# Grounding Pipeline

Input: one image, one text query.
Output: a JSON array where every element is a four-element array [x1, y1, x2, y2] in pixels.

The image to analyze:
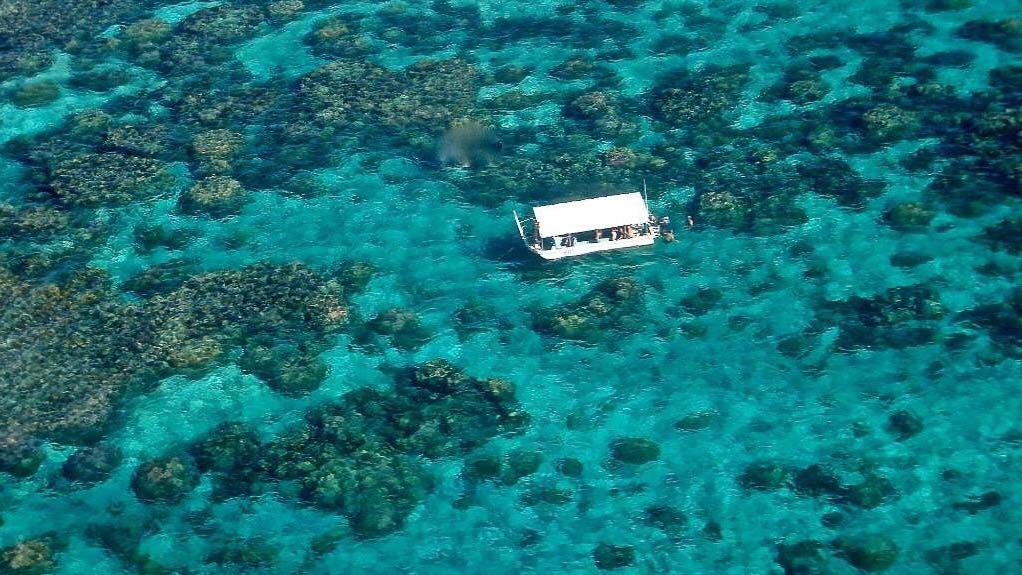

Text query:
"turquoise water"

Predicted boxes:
[[1, 0, 1021, 573]]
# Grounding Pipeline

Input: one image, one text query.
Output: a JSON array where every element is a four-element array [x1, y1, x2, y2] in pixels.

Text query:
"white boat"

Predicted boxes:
[[513, 188, 662, 260]]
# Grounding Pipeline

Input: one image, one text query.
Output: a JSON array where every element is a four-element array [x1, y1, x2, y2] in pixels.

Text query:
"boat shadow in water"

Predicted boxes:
[[482, 235, 571, 282]]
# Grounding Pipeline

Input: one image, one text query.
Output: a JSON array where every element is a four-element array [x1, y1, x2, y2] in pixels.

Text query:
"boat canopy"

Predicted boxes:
[[533, 192, 650, 238]]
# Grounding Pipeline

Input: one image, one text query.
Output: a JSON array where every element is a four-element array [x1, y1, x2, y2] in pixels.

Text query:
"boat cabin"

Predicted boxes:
[[513, 191, 662, 260]]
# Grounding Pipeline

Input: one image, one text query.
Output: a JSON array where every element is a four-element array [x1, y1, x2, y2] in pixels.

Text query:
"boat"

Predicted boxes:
[[513, 186, 664, 260]]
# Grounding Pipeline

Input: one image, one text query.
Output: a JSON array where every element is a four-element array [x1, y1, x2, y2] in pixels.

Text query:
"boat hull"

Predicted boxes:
[[528, 235, 655, 260]]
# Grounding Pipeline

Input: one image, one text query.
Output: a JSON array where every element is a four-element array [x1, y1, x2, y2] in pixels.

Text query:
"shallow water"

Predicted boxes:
[[1, 0, 1021, 573]]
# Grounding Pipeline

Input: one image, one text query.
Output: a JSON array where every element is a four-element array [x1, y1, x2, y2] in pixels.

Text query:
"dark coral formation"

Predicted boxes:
[[298, 58, 480, 133], [238, 340, 330, 396], [739, 461, 789, 491], [651, 65, 751, 129], [593, 543, 635, 570], [177, 176, 251, 217], [131, 455, 200, 503], [0, 535, 63, 575], [364, 308, 432, 350], [813, 285, 946, 351], [533, 277, 644, 343], [609, 437, 661, 465], [174, 360, 529, 537], [833, 534, 899, 572], [48, 153, 176, 208], [0, 262, 361, 443], [61, 444, 122, 485]]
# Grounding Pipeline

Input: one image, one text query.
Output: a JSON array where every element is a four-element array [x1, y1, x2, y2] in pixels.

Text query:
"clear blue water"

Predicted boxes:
[[1, 0, 1021, 573]]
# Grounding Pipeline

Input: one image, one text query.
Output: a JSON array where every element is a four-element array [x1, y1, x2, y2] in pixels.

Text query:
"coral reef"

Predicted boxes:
[[0, 262, 361, 443], [60, 444, 122, 485], [131, 455, 200, 503], [651, 65, 750, 128], [238, 341, 330, 396], [365, 308, 432, 350], [609, 437, 660, 465], [298, 58, 480, 134], [593, 543, 635, 570], [533, 277, 644, 343], [48, 153, 176, 208], [0, 535, 62, 575], [833, 534, 899, 572], [305, 15, 373, 59], [190, 129, 244, 175], [10, 81, 60, 108], [250, 360, 529, 536], [739, 461, 789, 490], [177, 176, 250, 217], [813, 285, 945, 351]]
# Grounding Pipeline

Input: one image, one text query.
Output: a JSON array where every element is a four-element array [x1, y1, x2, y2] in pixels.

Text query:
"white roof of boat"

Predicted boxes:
[[533, 192, 650, 237]]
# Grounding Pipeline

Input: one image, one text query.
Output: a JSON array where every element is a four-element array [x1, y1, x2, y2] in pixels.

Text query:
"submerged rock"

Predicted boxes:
[[792, 464, 844, 498], [883, 203, 935, 231], [739, 461, 789, 490], [305, 15, 372, 59], [502, 449, 543, 485], [11, 80, 60, 108], [190, 422, 261, 473], [887, 409, 924, 440], [957, 19, 1022, 52], [674, 410, 717, 432], [816, 285, 945, 351], [61, 444, 122, 485], [0, 432, 44, 478], [555, 457, 584, 478], [207, 537, 279, 569], [238, 342, 329, 396], [862, 104, 921, 141], [833, 534, 899, 572], [980, 219, 1022, 255], [191, 129, 244, 175], [366, 308, 432, 350], [776, 540, 828, 575], [252, 360, 528, 537], [609, 437, 660, 465], [593, 543, 635, 570], [952, 491, 1002, 514], [644, 505, 686, 535]]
